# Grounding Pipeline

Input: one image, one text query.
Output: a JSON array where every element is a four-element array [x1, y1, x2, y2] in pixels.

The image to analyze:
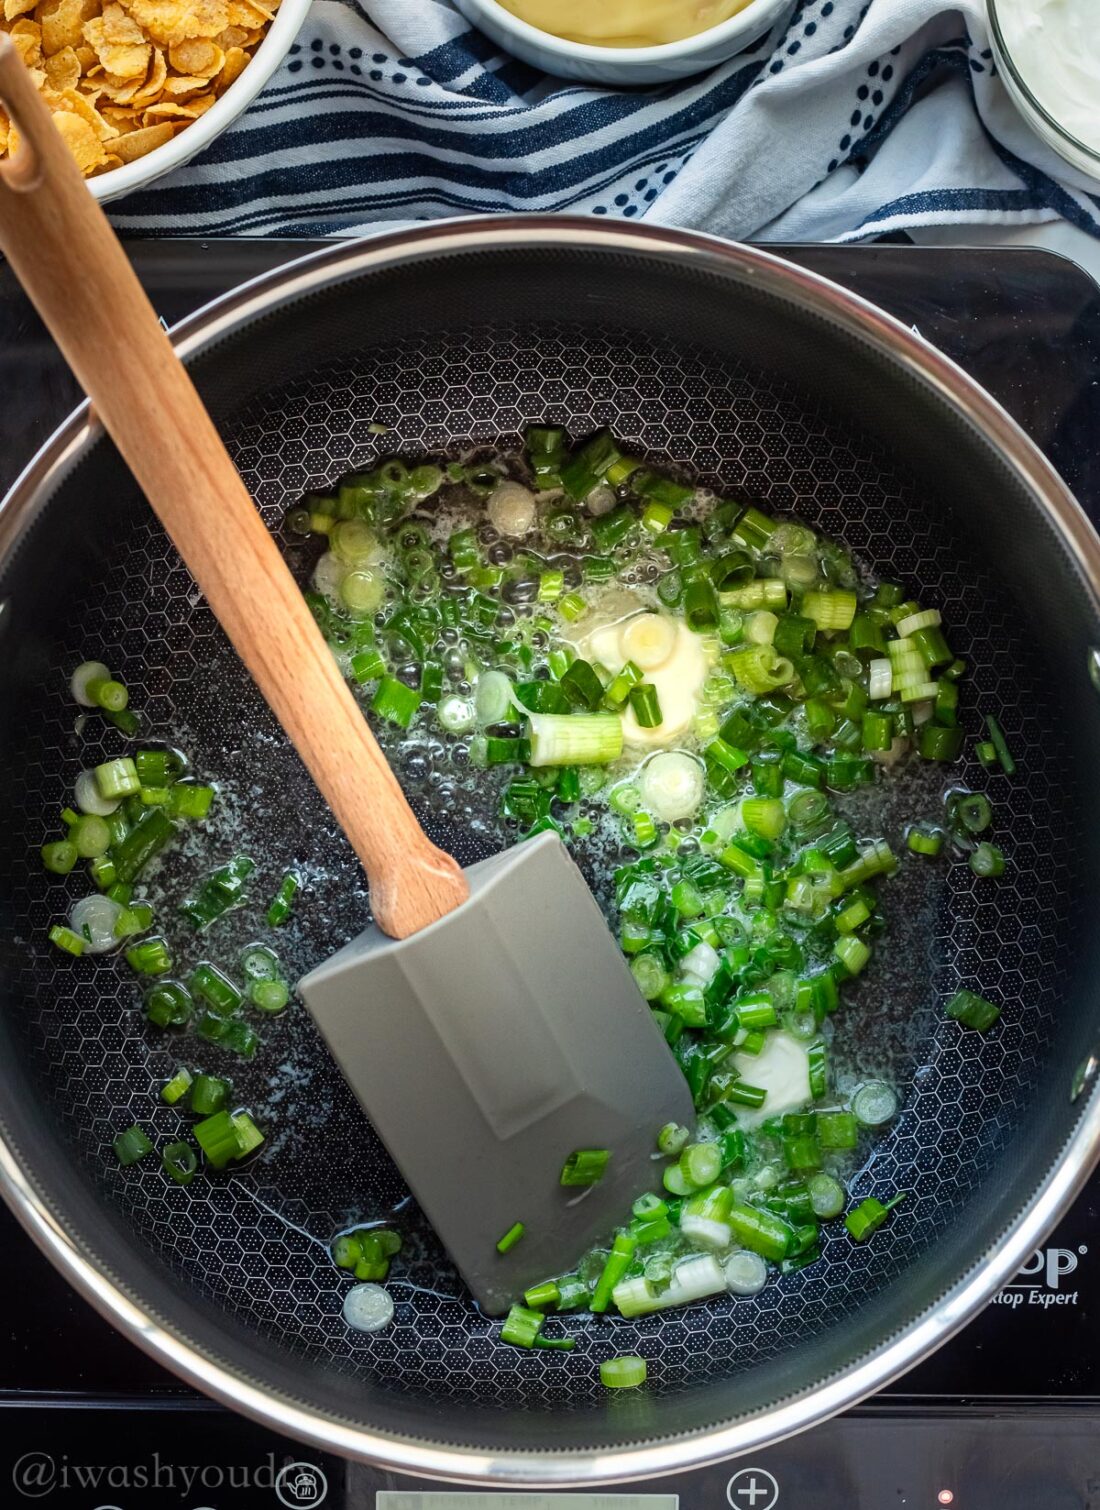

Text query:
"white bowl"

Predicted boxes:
[[89, 0, 313, 204], [452, 0, 795, 84]]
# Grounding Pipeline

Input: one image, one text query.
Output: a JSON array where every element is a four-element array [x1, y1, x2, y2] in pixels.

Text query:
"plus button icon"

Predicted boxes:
[[726, 1467, 780, 1510]]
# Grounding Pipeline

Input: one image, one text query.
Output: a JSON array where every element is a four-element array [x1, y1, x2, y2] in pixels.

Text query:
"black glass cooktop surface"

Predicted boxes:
[[1, 240, 1098, 1508]]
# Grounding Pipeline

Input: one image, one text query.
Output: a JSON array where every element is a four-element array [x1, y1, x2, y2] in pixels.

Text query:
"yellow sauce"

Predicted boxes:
[[496, 0, 754, 47]]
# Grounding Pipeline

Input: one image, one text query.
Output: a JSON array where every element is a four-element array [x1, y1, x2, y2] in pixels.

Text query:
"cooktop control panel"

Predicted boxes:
[[5, 1403, 1100, 1508]]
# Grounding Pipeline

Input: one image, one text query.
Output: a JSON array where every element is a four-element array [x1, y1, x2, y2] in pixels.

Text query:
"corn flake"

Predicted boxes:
[[4, 0, 268, 176], [52, 107, 110, 170]]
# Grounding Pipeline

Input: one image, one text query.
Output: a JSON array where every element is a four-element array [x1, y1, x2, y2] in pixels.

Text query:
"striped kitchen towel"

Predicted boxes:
[[107, 0, 1100, 242]]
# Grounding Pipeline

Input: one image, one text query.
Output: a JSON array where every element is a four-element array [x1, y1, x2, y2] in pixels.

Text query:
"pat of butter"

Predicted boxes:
[[729, 1031, 812, 1130], [584, 612, 709, 748]]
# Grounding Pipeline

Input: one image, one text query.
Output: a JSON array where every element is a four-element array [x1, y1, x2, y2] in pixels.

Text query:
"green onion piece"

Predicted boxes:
[[560, 430, 622, 501], [974, 739, 998, 770], [560, 1148, 611, 1187], [679, 1142, 721, 1188], [449, 527, 479, 571], [526, 712, 622, 767], [169, 783, 215, 820], [125, 936, 172, 976], [72, 814, 111, 859], [113, 808, 176, 883], [188, 961, 242, 1014], [641, 501, 675, 534], [250, 978, 290, 1013], [727, 643, 794, 695], [946, 988, 1001, 1032], [816, 1110, 858, 1150], [351, 647, 386, 684], [725, 1080, 767, 1109], [113, 1125, 153, 1167], [845, 1192, 907, 1243], [266, 871, 300, 927], [591, 1232, 637, 1313], [954, 792, 992, 834], [496, 1221, 525, 1255], [851, 1080, 897, 1127], [559, 591, 587, 622], [918, 724, 964, 762], [145, 980, 192, 1028], [524, 1280, 561, 1310], [189, 1074, 229, 1116], [728, 1201, 792, 1262], [591, 505, 637, 551], [802, 590, 857, 631], [102, 706, 138, 737], [162, 1141, 198, 1186], [970, 842, 1006, 878], [371, 675, 422, 729], [807, 1172, 846, 1220], [500, 1304, 545, 1348], [180, 854, 254, 930], [94, 757, 140, 800], [603, 659, 643, 708], [193, 1108, 262, 1169], [560, 658, 605, 711], [600, 1354, 647, 1389], [629, 683, 662, 728], [907, 823, 944, 857], [834, 935, 871, 977], [42, 840, 78, 875], [332, 1233, 363, 1270], [683, 576, 718, 632], [160, 1067, 193, 1105], [538, 570, 564, 602], [657, 1121, 690, 1156]]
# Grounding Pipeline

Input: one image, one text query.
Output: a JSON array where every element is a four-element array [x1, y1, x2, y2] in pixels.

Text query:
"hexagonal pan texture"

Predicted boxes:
[[1, 221, 1099, 1481]]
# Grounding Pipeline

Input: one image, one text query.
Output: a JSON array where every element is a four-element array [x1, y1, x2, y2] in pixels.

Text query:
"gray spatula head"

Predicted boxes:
[[299, 830, 693, 1314]]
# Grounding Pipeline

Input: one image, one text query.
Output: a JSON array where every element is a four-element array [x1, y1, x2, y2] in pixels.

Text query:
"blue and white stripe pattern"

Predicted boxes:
[[107, 0, 1100, 242]]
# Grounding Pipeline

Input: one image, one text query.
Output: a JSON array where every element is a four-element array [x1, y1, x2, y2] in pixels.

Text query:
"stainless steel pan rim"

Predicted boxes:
[[2, 217, 1099, 1484]]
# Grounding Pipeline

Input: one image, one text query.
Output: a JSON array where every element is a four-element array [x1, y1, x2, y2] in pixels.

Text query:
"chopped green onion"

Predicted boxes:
[[946, 988, 1001, 1032], [526, 712, 622, 767], [500, 1304, 545, 1348], [113, 1125, 153, 1167], [970, 842, 1005, 878], [189, 1074, 229, 1116], [266, 871, 300, 927], [629, 683, 663, 728], [160, 1066, 193, 1105], [188, 962, 242, 1014], [907, 823, 944, 857], [496, 1221, 525, 1254], [845, 1192, 906, 1242], [250, 978, 290, 1013], [560, 1148, 611, 1187], [371, 675, 422, 729], [125, 936, 173, 976], [162, 1141, 198, 1186], [600, 1354, 647, 1389], [851, 1081, 897, 1127], [94, 757, 140, 800], [145, 980, 192, 1028], [42, 840, 78, 875]]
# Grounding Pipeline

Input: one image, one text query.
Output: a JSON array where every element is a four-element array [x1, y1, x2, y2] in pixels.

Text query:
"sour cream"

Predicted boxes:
[[579, 610, 709, 749], [996, 0, 1100, 154], [496, 0, 754, 47]]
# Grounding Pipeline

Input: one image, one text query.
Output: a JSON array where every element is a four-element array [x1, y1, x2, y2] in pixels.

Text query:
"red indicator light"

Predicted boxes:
[[937, 1492, 955, 1506]]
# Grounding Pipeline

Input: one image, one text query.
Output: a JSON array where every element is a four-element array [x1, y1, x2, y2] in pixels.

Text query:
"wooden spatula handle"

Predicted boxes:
[[0, 37, 468, 939]]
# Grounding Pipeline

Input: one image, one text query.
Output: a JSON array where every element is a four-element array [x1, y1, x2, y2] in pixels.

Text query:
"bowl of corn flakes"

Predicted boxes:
[[0, 0, 310, 200]]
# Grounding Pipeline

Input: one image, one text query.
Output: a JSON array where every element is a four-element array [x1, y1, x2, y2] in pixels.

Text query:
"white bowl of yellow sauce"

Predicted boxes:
[[453, 0, 796, 84]]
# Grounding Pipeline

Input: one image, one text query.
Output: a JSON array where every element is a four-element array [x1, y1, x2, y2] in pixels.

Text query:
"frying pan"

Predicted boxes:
[[1, 219, 1100, 1482]]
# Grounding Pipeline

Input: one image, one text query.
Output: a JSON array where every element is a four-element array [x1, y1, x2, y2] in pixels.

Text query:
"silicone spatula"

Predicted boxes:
[[0, 38, 693, 1314]]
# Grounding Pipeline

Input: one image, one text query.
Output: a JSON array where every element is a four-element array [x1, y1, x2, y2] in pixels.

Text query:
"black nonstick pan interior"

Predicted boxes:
[[1, 225, 1098, 1474]]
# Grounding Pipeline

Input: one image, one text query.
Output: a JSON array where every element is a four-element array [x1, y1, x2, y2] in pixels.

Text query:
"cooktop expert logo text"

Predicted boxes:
[[990, 1244, 1088, 1309]]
